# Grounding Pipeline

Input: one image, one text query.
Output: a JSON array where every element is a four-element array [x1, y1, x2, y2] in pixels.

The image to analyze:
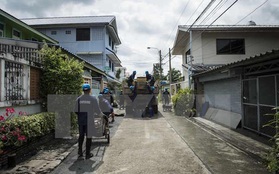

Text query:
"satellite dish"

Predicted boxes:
[[248, 20, 256, 26]]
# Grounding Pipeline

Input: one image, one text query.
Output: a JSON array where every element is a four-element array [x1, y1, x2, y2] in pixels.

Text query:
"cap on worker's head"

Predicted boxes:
[[133, 71, 136, 74], [145, 71, 149, 74], [151, 86, 155, 91], [129, 86, 135, 91], [82, 84, 91, 91], [104, 88, 109, 94], [98, 94, 103, 99]]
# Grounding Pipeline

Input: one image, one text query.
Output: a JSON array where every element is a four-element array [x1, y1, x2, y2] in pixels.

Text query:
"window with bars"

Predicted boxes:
[[12, 29, 21, 39], [4, 61, 24, 100], [0, 23, 4, 37]]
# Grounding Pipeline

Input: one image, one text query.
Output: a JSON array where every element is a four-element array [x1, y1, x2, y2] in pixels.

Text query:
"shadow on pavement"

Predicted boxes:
[[69, 158, 95, 174]]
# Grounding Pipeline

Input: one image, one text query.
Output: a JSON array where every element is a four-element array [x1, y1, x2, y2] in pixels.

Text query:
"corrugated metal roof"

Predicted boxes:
[[178, 25, 279, 31], [21, 16, 115, 26], [193, 49, 279, 76]]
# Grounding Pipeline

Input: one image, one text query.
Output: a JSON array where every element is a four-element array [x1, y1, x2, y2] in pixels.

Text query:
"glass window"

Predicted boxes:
[[243, 79, 257, 104], [0, 23, 4, 37], [109, 36, 112, 46], [217, 39, 245, 54], [109, 60, 112, 68], [4, 61, 24, 100], [51, 31, 57, 35], [277, 75, 279, 106], [259, 76, 275, 106], [76, 28, 90, 41], [12, 29, 21, 39], [243, 105, 258, 131], [66, 30, 71, 34], [31, 38, 38, 41]]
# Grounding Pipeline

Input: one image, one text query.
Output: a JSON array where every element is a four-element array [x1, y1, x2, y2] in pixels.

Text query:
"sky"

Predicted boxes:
[[2, 0, 279, 77]]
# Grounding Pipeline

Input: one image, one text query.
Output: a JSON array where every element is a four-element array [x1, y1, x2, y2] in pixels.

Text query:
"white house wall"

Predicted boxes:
[[200, 32, 279, 65], [191, 31, 203, 64]]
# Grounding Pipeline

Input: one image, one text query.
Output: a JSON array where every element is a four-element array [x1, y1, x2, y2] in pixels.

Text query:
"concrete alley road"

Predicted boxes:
[[161, 110, 270, 174], [95, 109, 270, 174], [51, 106, 270, 174], [95, 114, 210, 174]]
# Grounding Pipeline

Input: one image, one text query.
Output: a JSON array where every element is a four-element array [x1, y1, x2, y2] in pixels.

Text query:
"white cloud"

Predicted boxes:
[[2, 0, 279, 76]]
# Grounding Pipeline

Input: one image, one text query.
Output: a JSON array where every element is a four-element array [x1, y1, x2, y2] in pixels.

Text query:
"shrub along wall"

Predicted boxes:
[[172, 88, 195, 116]]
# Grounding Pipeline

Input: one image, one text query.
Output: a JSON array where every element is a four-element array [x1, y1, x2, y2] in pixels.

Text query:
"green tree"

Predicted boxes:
[[39, 44, 84, 108], [115, 69, 122, 80], [152, 63, 161, 81], [166, 68, 183, 83]]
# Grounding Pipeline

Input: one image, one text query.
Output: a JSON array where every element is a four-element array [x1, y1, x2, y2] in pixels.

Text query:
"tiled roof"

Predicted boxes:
[[21, 16, 115, 25]]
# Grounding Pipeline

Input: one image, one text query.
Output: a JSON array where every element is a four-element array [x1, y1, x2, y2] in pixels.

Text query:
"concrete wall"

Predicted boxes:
[[203, 77, 241, 114], [0, 104, 42, 119], [200, 32, 279, 65]]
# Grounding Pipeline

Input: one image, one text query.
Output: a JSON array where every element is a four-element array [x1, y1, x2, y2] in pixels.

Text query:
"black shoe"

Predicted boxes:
[[78, 150, 83, 157], [85, 153, 93, 159]]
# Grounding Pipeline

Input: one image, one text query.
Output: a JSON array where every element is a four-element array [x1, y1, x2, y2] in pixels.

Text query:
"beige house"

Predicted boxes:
[[173, 24, 279, 88]]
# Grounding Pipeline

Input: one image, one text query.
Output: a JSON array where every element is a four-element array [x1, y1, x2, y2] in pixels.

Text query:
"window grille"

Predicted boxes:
[[4, 61, 24, 100]]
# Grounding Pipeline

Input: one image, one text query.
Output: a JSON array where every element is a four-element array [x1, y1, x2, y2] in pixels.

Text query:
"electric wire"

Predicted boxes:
[[162, 0, 191, 53], [233, 0, 269, 25], [191, 0, 270, 54]]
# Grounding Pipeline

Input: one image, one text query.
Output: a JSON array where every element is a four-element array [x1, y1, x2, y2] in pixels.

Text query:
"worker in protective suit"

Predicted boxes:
[[127, 71, 136, 87], [145, 71, 155, 93]]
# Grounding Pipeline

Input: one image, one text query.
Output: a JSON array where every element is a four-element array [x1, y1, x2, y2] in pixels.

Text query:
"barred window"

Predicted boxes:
[[0, 23, 4, 37], [12, 29, 21, 39], [4, 61, 24, 100]]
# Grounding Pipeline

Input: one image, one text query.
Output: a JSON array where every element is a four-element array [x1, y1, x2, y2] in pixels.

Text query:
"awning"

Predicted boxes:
[[106, 48, 121, 66], [106, 75, 121, 84]]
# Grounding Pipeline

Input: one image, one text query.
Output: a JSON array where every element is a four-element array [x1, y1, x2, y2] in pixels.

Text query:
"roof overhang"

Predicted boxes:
[[103, 74, 121, 84], [193, 49, 279, 77], [172, 26, 189, 55], [0, 9, 58, 44], [76, 51, 102, 55], [106, 48, 121, 67], [107, 24, 121, 45]]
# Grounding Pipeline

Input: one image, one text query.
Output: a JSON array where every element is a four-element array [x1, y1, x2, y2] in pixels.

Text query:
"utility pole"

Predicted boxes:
[[159, 50, 162, 85], [169, 48, 172, 94]]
